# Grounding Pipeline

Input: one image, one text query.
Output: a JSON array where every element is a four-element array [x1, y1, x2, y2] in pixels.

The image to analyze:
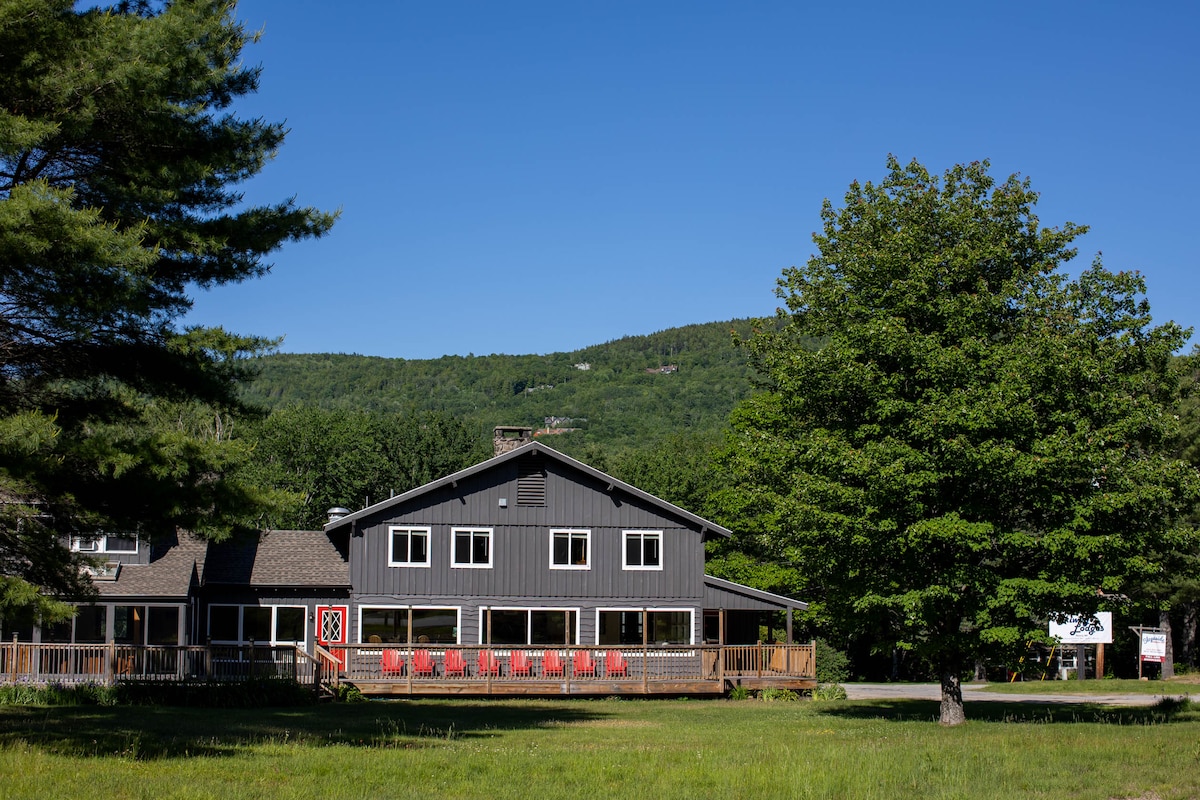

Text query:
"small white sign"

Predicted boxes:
[[1049, 612, 1113, 644], [1141, 632, 1167, 663]]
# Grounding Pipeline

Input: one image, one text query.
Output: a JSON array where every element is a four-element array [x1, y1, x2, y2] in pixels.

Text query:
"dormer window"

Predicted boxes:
[[72, 535, 138, 555]]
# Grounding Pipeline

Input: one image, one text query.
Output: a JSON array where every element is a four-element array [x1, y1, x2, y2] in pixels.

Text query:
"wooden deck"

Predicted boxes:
[[1, 641, 815, 698], [328, 643, 816, 697]]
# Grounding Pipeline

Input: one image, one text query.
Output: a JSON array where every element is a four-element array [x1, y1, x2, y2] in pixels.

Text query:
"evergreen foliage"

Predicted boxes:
[[0, 0, 334, 621]]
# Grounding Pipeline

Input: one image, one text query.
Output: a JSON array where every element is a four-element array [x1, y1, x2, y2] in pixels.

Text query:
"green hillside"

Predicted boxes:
[[244, 319, 770, 454]]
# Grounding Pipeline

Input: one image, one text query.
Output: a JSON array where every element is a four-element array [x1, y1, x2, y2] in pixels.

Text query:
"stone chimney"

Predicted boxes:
[[493, 426, 533, 456]]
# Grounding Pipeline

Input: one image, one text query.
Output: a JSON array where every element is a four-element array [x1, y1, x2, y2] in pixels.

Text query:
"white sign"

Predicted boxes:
[[1049, 612, 1113, 644], [1141, 632, 1167, 663]]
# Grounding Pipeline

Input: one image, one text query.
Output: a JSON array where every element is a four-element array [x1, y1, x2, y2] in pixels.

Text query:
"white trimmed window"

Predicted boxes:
[[622, 530, 663, 571], [71, 534, 138, 554], [549, 529, 590, 570], [208, 604, 306, 645], [388, 526, 430, 567], [482, 608, 579, 645], [452, 528, 493, 568]]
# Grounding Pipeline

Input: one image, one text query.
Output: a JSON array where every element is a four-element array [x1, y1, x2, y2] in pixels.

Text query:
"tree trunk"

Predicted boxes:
[[1181, 602, 1198, 671], [939, 669, 966, 726], [1159, 609, 1175, 680]]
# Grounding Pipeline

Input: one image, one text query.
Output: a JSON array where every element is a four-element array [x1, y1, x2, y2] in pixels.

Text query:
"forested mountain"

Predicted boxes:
[[244, 319, 793, 455]]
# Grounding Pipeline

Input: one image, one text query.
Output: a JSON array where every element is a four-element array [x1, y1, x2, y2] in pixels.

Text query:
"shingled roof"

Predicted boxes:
[[201, 530, 350, 588], [93, 531, 204, 599]]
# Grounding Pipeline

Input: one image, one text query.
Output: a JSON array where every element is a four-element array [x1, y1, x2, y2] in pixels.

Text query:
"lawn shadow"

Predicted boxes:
[[0, 699, 607, 760], [813, 697, 1195, 725]]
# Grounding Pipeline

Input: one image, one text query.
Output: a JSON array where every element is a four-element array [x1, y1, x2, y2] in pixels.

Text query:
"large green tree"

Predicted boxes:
[[0, 0, 334, 622], [720, 158, 1199, 724]]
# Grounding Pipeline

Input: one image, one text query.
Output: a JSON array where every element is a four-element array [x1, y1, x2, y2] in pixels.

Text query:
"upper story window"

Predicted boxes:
[[72, 534, 138, 555], [388, 526, 430, 567], [550, 529, 590, 570], [452, 528, 492, 568], [622, 530, 662, 571]]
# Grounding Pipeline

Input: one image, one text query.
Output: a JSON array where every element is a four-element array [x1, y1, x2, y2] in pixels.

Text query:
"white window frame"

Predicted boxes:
[[622, 530, 663, 571], [477, 606, 581, 645], [357, 604, 462, 644], [549, 529, 591, 570], [388, 526, 431, 567], [71, 534, 139, 555], [595, 607, 695, 645], [207, 604, 307, 646], [451, 527, 493, 569]]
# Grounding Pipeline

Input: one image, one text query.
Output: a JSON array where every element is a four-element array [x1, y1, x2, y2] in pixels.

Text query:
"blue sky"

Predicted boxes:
[[183, 1, 1200, 360]]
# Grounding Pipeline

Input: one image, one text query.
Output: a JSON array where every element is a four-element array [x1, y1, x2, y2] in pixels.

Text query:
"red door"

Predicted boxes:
[[316, 605, 348, 670]]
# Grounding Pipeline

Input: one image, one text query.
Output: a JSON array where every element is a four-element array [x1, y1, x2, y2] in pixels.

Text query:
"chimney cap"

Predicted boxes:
[[326, 507, 352, 523]]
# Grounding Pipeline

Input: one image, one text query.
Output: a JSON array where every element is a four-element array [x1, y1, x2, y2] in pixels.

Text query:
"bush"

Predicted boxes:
[[0, 682, 119, 706], [760, 687, 799, 702], [814, 639, 850, 684], [812, 683, 848, 701], [728, 685, 753, 701]]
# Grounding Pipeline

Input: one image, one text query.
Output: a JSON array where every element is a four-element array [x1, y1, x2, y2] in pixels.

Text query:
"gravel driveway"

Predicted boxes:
[[841, 682, 1192, 706]]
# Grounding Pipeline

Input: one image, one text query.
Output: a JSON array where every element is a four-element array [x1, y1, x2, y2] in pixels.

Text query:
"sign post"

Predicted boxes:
[[1128, 627, 1167, 680], [1049, 613, 1113, 680]]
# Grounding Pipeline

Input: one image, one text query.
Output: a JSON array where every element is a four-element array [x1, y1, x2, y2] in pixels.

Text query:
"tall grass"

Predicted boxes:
[[1, 698, 1197, 799]]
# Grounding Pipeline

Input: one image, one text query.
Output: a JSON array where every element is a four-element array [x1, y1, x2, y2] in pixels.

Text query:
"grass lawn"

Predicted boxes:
[[1, 696, 1197, 800]]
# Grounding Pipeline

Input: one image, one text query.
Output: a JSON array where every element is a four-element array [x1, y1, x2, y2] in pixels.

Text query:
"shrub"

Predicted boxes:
[[812, 683, 848, 701], [760, 687, 799, 702], [728, 685, 753, 701], [814, 639, 850, 684]]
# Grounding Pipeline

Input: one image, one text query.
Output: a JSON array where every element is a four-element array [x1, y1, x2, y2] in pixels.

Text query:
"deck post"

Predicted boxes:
[[642, 608, 648, 694], [564, 610, 571, 696], [8, 635, 16, 684], [248, 638, 255, 680], [106, 640, 115, 685], [406, 607, 414, 695], [485, 606, 492, 695], [204, 637, 212, 680], [718, 609, 725, 683], [786, 609, 793, 644]]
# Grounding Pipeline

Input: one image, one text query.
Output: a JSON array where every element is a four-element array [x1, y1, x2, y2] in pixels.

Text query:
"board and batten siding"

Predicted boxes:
[[349, 455, 707, 608], [343, 453, 705, 647]]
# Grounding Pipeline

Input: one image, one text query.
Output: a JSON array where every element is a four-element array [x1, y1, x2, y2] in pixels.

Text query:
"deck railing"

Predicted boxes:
[[1, 640, 319, 687], [1, 640, 815, 691], [327, 642, 816, 684]]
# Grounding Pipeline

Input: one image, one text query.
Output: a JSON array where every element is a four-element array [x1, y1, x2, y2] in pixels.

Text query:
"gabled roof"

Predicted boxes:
[[93, 531, 204, 599], [325, 440, 732, 538], [202, 530, 350, 588]]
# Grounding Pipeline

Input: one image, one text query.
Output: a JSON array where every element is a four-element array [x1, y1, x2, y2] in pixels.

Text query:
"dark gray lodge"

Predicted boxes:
[[1, 428, 815, 696]]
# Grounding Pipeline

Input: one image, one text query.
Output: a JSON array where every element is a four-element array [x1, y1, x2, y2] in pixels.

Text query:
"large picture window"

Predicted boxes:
[[208, 605, 306, 645], [388, 526, 430, 567], [549, 529, 590, 570], [359, 607, 459, 644], [452, 528, 492, 568], [622, 530, 662, 571], [482, 609, 578, 645], [597, 610, 692, 645]]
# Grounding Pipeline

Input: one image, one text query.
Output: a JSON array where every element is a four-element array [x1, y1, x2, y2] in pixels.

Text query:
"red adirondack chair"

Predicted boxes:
[[572, 649, 597, 676], [380, 648, 405, 676], [604, 649, 628, 677], [411, 649, 435, 677], [510, 650, 534, 677], [478, 649, 501, 676], [444, 648, 468, 677], [542, 650, 565, 677]]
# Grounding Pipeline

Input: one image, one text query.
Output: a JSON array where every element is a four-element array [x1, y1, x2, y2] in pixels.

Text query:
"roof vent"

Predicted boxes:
[[326, 507, 352, 524]]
